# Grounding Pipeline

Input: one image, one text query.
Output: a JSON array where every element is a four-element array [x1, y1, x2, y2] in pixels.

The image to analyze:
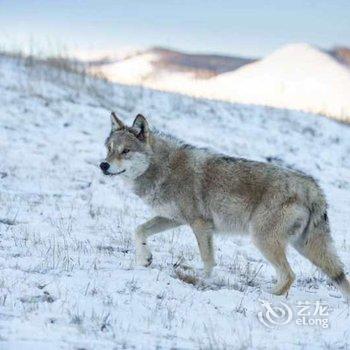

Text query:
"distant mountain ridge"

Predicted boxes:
[[140, 47, 255, 75], [329, 47, 350, 67], [89, 46, 255, 78]]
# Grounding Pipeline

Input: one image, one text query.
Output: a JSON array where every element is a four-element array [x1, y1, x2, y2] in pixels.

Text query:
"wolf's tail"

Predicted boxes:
[[293, 182, 350, 298]]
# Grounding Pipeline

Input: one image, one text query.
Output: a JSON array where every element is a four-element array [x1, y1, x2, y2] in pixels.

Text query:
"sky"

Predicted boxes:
[[0, 0, 350, 58]]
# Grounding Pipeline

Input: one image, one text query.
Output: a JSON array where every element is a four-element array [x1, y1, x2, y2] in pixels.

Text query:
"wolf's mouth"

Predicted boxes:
[[103, 169, 126, 176]]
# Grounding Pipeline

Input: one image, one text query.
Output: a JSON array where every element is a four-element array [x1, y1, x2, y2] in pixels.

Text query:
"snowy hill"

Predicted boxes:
[[90, 50, 159, 85], [89, 44, 350, 122], [89, 47, 254, 85], [1, 54, 350, 349], [204, 43, 350, 122]]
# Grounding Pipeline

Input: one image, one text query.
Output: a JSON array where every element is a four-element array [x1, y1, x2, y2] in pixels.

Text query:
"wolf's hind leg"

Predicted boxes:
[[252, 232, 295, 295], [191, 218, 216, 277], [135, 216, 181, 267]]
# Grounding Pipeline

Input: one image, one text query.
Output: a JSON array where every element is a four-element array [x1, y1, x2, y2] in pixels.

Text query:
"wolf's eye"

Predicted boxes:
[[121, 149, 130, 155], [107, 145, 112, 152]]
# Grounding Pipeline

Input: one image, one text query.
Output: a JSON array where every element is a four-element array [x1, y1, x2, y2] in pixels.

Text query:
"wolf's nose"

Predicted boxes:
[[100, 162, 110, 171]]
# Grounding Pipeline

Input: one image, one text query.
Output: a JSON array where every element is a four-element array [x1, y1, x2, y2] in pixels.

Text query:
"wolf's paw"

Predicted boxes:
[[263, 284, 288, 296], [136, 252, 153, 267], [201, 261, 216, 278], [269, 276, 295, 296], [271, 286, 286, 296]]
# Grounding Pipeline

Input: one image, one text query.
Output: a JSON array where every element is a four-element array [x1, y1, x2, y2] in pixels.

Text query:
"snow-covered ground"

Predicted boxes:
[[1, 54, 350, 349]]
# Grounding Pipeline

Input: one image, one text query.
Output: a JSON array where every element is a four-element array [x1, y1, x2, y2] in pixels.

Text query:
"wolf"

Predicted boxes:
[[100, 112, 350, 297]]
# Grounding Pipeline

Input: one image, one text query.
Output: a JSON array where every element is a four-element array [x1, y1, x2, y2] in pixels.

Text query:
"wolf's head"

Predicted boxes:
[[100, 112, 151, 179]]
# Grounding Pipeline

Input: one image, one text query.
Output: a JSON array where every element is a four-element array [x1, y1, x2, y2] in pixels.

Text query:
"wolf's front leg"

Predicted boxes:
[[135, 216, 181, 267], [191, 218, 216, 277]]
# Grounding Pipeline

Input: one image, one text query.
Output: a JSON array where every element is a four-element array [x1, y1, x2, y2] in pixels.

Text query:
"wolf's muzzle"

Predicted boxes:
[[99, 162, 126, 176]]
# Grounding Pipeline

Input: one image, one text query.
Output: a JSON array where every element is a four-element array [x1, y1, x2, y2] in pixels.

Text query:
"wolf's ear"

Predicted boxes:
[[110, 112, 125, 131], [132, 114, 149, 143]]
